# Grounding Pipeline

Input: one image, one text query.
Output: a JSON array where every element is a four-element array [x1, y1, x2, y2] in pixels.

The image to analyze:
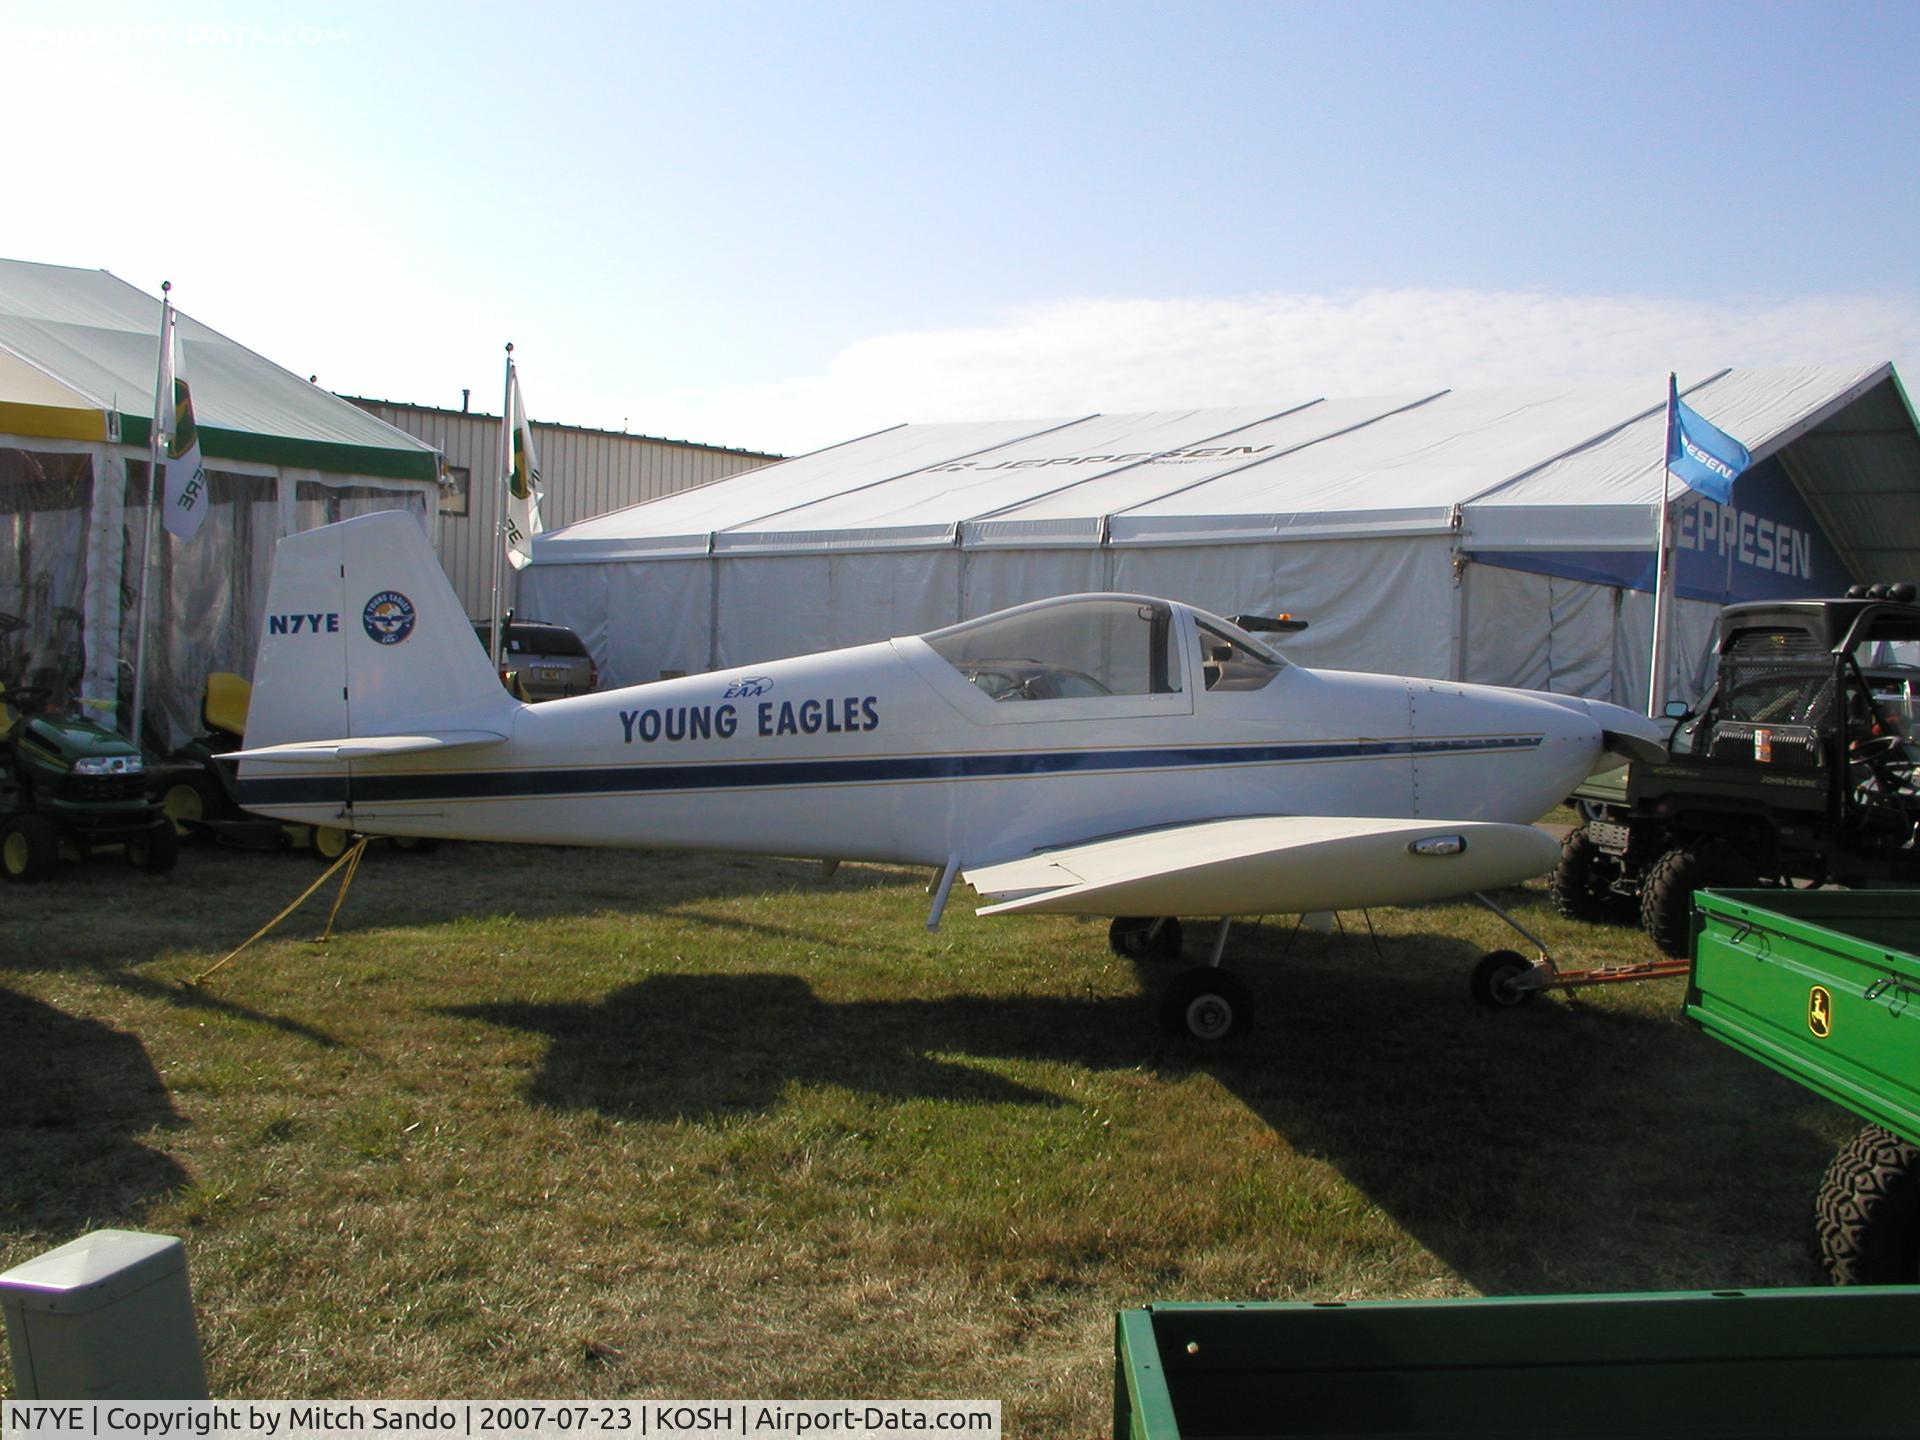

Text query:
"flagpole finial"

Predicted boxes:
[[161, 280, 171, 295], [505, 341, 514, 355]]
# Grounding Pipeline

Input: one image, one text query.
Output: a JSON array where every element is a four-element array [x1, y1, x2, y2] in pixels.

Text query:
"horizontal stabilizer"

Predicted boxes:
[[966, 815, 1559, 918], [229, 730, 508, 764]]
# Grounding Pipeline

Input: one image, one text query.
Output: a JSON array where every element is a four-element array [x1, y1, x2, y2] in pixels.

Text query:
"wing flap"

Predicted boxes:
[[965, 815, 1559, 918], [228, 729, 509, 763]]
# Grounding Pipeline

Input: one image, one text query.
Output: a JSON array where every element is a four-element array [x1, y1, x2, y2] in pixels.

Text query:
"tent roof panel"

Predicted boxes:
[[1466, 364, 1889, 516], [0, 345, 98, 408], [716, 407, 1293, 545], [531, 364, 1919, 577], [0, 259, 439, 478], [965, 394, 1443, 544], [1120, 380, 1666, 524], [532, 416, 1084, 561]]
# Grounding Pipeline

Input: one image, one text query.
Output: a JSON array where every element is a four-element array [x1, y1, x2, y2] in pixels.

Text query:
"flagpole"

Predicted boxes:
[[1647, 372, 1678, 719], [487, 343, 513, 671], [130, 282, 172, 751]]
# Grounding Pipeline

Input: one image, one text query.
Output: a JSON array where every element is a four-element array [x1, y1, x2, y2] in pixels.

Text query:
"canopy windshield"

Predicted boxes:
[[924, 596, 1185, 697]]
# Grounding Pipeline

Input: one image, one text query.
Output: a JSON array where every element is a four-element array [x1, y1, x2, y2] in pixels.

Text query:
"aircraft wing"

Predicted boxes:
[[964, 815, 1560, 918], [228, 730, 509, 763]]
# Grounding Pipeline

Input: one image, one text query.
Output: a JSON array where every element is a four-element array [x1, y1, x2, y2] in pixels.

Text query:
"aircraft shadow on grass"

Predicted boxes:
[[448, 923, 1839, 1294], [0, 988, 189, 1233], [4, 845, 893, 978]]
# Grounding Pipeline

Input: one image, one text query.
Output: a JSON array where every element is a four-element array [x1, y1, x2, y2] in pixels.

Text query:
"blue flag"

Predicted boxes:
[[1666, 374, 1751, 505]]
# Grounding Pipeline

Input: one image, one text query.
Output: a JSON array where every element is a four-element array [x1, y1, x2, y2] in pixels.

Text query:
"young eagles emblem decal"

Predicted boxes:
[[363, 591, 417, 645]]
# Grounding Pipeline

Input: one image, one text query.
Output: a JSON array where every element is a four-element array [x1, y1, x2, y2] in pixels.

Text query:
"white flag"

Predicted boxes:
[[161, 375, 210, 541], [502, 363, 543, 570]]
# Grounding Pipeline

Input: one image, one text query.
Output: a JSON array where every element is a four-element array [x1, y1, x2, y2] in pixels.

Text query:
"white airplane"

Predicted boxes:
[[233, 512, 1665, 1041]]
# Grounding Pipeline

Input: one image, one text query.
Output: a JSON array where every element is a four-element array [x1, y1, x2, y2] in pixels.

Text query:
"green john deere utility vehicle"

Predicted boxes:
[[1558, 587, 1920, 955], [1, 682, 176, 881]]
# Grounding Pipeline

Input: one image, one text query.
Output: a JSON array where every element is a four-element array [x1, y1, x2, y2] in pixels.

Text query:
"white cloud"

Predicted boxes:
[[607, 287, 1920, 456]]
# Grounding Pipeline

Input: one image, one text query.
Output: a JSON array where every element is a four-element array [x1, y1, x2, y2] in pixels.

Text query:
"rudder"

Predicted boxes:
[[247, 511, 511, 749]]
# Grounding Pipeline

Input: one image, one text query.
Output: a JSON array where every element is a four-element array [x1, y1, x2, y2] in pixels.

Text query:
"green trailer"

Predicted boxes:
[[1687, 889, 1920, 1284], [1115, 1288, 1920, 1438]]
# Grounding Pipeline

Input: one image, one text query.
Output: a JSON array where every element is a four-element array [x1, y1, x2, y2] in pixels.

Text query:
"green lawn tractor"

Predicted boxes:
[[1, 682, 176, 881], [155, 672, 433, 861]]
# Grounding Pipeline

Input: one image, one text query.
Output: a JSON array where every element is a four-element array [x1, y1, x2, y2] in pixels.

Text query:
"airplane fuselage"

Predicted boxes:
[[240, 616, 1611, 870]]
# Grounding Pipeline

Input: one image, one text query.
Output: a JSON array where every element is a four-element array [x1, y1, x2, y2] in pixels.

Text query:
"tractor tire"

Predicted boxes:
[[1, 813, 58, 882], [1548, 825, 1628, 924], [313, 825, 353, 862], [1639, 839, 1758, 958], [162, 774, 222, 839], [126, 820, 179, 875], [1815, 1123, 1920, 1285]]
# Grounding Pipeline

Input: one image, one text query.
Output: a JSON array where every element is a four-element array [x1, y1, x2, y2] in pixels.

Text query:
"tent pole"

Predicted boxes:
[[487, 344, 511, 670], [1647, 376, 1678, 718], [130, 285, 172, 750], [1450, 550, 1469, 683]]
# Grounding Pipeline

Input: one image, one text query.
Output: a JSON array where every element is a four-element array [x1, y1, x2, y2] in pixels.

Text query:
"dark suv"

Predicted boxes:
[[473, 619, 598, 701]]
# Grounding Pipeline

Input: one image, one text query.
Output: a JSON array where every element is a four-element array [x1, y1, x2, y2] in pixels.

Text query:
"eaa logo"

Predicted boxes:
[[724, 676, 774, 699], [362, 590, 417, 646]]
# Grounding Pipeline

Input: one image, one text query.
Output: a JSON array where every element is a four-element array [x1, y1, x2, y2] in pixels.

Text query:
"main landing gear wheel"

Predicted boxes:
[[1110, 916, 1184, 963], [1159, 967, 1254, 1042], [1469, 949, 1541, 1009]]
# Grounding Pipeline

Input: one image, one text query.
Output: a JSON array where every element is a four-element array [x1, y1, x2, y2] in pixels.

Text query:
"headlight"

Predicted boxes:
[[73, 755, 144, 776]]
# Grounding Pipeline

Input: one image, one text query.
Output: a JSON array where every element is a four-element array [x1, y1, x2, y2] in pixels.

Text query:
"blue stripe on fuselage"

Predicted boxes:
[[235, 735, 1542, 809]]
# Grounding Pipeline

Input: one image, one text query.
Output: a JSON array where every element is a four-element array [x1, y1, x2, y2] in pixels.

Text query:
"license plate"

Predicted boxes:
[[1588, 821, 1632, 855]]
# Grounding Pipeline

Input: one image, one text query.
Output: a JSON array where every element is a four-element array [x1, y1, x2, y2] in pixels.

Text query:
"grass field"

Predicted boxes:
[[0, 834, 1857, 1432]]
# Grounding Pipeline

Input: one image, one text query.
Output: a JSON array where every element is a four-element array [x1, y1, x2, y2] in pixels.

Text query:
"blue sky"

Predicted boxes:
[[4, 0, 1918, 453]]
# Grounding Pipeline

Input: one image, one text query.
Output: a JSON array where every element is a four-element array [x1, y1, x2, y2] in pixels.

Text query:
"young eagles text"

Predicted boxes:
[[620, 696, 880, 744]]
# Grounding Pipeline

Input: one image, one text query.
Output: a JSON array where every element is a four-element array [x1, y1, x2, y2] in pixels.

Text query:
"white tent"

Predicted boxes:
[[0, 260, 442, 742], [522, 365, 1920, 708]]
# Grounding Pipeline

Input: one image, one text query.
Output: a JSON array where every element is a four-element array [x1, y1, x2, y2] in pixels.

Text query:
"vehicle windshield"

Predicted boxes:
[[1716, 634, 1834, 727], [924, 598, 1183, 698]]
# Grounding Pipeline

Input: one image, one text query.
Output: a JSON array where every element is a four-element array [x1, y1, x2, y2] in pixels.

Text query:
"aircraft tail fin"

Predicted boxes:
[[245, 510, 515, 750]]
